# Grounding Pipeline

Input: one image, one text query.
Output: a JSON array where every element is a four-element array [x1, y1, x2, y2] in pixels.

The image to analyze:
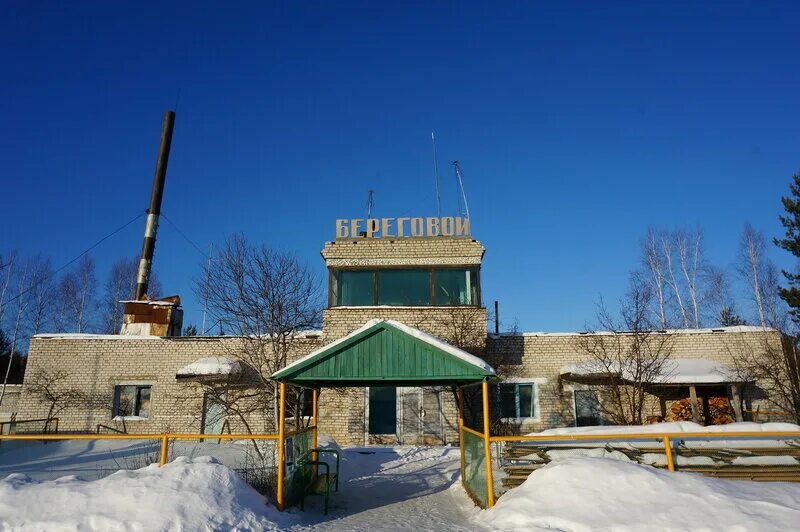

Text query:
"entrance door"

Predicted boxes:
[[421, 387, 444, 445], [574, 390, 602, 427], [368, 387, 397, 435], [399, 387, 421, 444], [202, 393, 226, 435]]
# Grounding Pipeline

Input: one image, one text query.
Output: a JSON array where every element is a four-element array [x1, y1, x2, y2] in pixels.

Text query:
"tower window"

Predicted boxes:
[[330, 267, 480, 307]]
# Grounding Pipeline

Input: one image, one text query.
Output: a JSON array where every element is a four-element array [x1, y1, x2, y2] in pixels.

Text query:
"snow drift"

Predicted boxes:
[[480, 457, 800, 531], [0, 456, 286, 531]]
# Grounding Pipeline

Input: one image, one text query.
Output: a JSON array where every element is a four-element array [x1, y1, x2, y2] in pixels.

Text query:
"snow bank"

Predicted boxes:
[[480, 457, 800, 531], [0, 456, 287, 531]]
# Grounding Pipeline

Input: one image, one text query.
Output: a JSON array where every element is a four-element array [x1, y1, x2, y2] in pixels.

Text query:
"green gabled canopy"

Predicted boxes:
[[272, 319, 496, 388]]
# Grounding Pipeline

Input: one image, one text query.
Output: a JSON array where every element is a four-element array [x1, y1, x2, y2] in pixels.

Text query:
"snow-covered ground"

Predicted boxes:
[[0, 439, 482, 531], [3, 433, 800, 531], [481, 457, 800, 531]]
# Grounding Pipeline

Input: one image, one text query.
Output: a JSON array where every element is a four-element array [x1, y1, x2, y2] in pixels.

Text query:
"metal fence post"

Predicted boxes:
[[662, 435, 675, 472], [277, 382, 287, 511], [159, 434, 169, 466], [482, 379, 496, 508]]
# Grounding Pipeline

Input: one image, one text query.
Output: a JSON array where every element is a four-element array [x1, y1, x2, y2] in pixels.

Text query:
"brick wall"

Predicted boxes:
[[0, 384, 22, 416], [485, 328, 783, 433], [15, 335, 322, 434], [321, 237, 485, 267]]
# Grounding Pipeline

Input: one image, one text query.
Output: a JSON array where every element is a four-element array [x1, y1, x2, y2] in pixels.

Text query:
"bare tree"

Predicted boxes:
[[675, 228, 704, 327], [641, 229, 669, 328], [728, 334, 800, 424], [641, 228, 709, 328], [101, 256, 162, 333], [737, 223, 785, 328], [22, 255, 55, 336], [704, 265, 733, 325], [23, 369, 108, 427], [572, 279, 674, 425], [55, 255, 97, 333], [0, 251, 17, 326], [195, 234, 322, 434], [0, 267, 28, 405]]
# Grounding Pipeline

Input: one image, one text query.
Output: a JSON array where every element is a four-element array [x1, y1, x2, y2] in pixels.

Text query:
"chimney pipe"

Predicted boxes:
[[135, 110, 175, 301]]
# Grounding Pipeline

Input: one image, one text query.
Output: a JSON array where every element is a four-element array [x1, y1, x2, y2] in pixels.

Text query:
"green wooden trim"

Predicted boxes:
[[273, 321, 494, 385]]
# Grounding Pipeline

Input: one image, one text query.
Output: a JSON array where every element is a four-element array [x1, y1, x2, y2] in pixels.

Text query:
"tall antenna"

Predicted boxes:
[[201, 242, 213, 335], [366, 189, 375, 219], [452, 160, 471, 220], [431, 132, 442, 218]]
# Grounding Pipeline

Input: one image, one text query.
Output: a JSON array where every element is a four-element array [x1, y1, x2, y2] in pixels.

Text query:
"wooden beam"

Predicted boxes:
[[689, 385, 701, 424], [701, 394, 711, 426], [659, 396, 667, 419], [730, 384, 744, 422]]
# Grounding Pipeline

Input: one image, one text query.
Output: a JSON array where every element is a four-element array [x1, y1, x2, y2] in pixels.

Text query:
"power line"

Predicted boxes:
[[161, 212, 208, 258], [3, 210, 146, 307]]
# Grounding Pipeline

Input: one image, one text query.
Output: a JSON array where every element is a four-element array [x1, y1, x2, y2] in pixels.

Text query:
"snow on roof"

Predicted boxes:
[[33, 330, 324, 341], [119, 299, 179, 306], [275, 319, 495, 377], [176, 357, 241, 378], [560, 358, 744, 384], [531, 421, 800, 437], [493, 325, 774, 338], [34, 333, 164, 340]]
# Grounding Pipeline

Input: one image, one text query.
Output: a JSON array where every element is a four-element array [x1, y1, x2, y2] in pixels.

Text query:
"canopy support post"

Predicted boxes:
[[730, 384, 744, 422], [481, 379, 495, 508], [688, 385, 700, 424], [312, 388, 320, 464], [277, 382, 286, 511]]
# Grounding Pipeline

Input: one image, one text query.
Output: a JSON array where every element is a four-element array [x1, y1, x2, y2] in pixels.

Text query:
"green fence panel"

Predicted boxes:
[[462, 427, 489, 508], [283, 427, 316, 508]]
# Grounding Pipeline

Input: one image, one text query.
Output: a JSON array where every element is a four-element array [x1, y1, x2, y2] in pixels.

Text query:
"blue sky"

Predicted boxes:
[[1, 1, 799, 332]]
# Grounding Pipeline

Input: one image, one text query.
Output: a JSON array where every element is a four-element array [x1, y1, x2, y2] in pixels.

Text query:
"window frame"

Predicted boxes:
[[497, 380, 541, 421], [328, 266, 481, 308], [571, 387, 605, 427], [112, 383, 153, 420]]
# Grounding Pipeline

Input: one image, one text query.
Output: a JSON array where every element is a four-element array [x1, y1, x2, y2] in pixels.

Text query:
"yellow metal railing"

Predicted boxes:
[[491, 430, 800, 501], [0, 432, 280, 466]]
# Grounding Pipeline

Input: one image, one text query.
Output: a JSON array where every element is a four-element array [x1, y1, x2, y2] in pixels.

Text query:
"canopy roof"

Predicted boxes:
[[272, 319, 496, 387], [560, 358, 748, 386]]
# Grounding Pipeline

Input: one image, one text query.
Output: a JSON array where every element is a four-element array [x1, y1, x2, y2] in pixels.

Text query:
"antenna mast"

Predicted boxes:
[[366, 189, 375, 219], [452, 160, 471, 220], [431, 132, 442, 218]]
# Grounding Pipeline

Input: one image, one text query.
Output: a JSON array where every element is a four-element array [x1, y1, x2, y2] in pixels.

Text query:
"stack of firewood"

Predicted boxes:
[[666, 397, 734, 425]]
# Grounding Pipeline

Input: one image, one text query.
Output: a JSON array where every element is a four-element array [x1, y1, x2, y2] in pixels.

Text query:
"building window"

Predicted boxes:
[[378, 269, 431, 305], [113, 385, 152, 419], [574, 389, 602, 427], [434, 268, 478, 305], [499, 382, 536, 419], [330, 267, 480, 307], [336, 270, 374, 306], [299, 388, 314, 418]]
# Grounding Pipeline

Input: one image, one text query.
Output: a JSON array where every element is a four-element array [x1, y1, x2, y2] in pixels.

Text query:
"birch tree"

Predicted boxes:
[[640, 227, 708, 328], [55, 255, 97, 333], [641, 229, 669, 327], [737, 223, 782, 328]]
